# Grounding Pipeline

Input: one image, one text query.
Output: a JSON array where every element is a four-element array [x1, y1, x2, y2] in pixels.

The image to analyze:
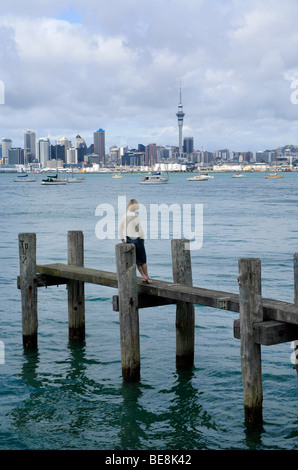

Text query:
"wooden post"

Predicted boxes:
[[293, 253, 298, 374], [68, 231, 85, 341], [238, 258, 263, 426], [171, 239, 195, 369], [19, 233, 38, 349], [115, 243, 140, 381]]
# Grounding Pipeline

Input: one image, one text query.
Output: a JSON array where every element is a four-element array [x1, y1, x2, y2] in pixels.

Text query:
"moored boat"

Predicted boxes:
[[264, 151, 284, 179], [13, 174, 37, 182], [187, 174, 209, 181], [41, 174, 67, 185], [67, 177, 84, 183], [139, 172, 169, 184], [264, 173, 283, 179]]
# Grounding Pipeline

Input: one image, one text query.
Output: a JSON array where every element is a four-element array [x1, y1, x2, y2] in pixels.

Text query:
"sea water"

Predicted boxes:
[[0, 171, 297, 450]]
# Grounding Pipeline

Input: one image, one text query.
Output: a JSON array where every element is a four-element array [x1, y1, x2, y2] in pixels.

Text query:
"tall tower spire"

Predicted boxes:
[[176, 80, 185, 154]]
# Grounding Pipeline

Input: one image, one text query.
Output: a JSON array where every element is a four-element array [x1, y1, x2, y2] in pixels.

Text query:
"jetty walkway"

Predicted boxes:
[[18, 231, 298, 427]]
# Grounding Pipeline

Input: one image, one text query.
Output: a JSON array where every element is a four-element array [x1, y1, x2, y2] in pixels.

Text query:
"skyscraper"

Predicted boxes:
[[24, 129, 36, 159], [93, 129, 105, 164], [66, 148, 77, 164], [58, 136, 72, 161], [75, 135, 87, 163], [36, 138, 50, 167], [183, 137, 194, 154], [8, 147, 23, 165], [2, 138, 12, 164], [176, 83, 185, 154], [145, 143, 157, 166]]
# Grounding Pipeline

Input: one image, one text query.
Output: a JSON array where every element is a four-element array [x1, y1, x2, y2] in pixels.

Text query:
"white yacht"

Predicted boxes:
[[139, 172, 169, 184], [41, 174, 67, 185], [187, 174, 209, 181], [13, 174, 37, 182]]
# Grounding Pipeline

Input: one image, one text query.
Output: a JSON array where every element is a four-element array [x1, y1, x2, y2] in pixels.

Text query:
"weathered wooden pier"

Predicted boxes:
[[18, 231, 298, 427]]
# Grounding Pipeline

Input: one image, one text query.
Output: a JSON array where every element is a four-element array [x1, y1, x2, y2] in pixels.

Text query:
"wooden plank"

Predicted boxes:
[[238, 258, 263, 426], [262, 299, 298, 325], [113, 294, 175, 311], [115, 243, 140, 382], [67, 231, 85, 341], [234, 319, 298, 345], [35, 263, 240, 307], [172, 239, 195, 369], [18, 274, 67, 289], [35, 263, 298, 325], [19, 233, 38, 349], [36, 263, 118, 288]]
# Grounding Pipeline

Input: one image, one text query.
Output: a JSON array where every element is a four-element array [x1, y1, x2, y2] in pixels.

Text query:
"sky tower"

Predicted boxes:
[[176, 82, 185, 154]]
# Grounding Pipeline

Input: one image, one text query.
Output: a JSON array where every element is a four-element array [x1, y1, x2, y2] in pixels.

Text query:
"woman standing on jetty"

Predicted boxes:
[[118, 198, 152, 284]]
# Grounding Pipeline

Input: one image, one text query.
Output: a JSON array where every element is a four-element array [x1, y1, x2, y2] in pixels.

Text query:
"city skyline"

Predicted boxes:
[[2, 126, 298, 169], [2, 127, 298, 157], [1, 1, 298, 153]]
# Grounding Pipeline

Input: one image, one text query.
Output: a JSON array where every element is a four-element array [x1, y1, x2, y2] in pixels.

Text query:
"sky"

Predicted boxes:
[[1, 0, 298, 153]]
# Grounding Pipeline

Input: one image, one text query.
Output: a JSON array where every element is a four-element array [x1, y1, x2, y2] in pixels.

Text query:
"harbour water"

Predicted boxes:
[[0, 171, 297, 450]]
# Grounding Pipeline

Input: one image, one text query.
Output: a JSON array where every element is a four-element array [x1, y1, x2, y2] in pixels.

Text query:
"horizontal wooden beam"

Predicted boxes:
[[17, 274, 67, 289], [234, 319, 298, 345], [36, 263, 240, 308], [36, 263, 118, 288], [113, 294, 176, 311], [34, 263, 298, 326]]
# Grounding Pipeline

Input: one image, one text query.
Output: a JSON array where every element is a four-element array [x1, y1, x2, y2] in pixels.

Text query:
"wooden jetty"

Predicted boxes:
[[18, 231, 298, 427]]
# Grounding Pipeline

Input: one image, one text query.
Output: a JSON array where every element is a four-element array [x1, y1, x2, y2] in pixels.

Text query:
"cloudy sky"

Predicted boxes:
[[1, 0, 298, 153]]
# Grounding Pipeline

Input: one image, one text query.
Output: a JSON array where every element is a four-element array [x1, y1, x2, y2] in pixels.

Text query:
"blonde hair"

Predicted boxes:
[[127, 199, 139, 211]]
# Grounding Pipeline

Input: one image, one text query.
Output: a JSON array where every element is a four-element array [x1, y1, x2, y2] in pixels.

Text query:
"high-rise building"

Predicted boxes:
[[24, 129, 36, 159], [75, 135, 85, 148], [158, 147, 170, 161], [145, 143, 157, 166], [2, 138, 12, 164], [176, 83, 185, 154], [183, 137, 194, 154], [109, 145, 120, 162], [8, 147, 23, 165], [66, 148, 77, 164], [36, 138, 50, 167], [58, 136, 72, 148], [51, 144, 65, 162], [75, 135, 87, 163], [93, 129, 105, 164], [58, 137, 72, 161]]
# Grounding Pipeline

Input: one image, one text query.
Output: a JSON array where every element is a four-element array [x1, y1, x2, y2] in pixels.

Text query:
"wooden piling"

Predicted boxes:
[[293, 253, 298, 374], [171, 239, 195, 369], [115, 243, 140, 381], [238, 258, 263, 426], [68, 231, 85, 341], [18, 233, 38, 349]]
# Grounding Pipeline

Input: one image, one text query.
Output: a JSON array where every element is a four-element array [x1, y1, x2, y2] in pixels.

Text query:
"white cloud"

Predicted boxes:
[[0, 0, 298, 151]]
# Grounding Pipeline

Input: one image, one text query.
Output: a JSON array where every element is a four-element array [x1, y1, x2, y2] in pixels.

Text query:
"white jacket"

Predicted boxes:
[[118, 210, 145, 240]]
